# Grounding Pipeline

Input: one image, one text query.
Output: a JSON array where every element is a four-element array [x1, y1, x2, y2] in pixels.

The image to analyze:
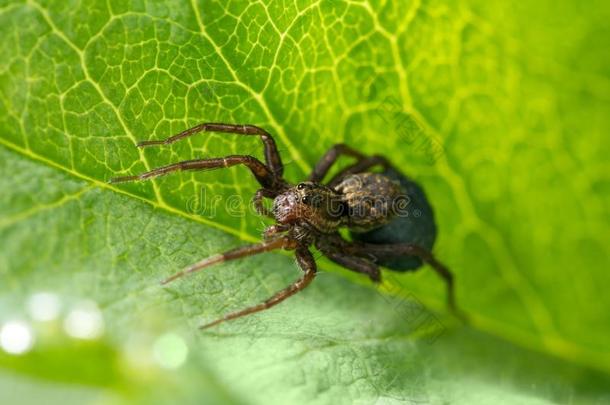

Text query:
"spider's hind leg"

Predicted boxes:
[[346, 242, 464, 321], [320, 250, 381, 282]]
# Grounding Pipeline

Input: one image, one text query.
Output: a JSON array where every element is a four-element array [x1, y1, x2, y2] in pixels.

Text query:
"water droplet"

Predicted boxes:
[[0, 321, 34, 355], [63, 300, 104, 340], [27, 292, 61, 322], [152, 333, 188, 369]]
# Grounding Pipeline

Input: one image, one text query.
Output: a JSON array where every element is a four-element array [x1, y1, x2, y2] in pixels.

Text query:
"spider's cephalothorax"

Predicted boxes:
[[272, 181, 345, 234], [110, 123, 461, 329]]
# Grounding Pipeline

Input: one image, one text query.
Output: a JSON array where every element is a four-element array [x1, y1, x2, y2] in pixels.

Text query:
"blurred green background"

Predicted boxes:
[[0, 0, 608, 404]]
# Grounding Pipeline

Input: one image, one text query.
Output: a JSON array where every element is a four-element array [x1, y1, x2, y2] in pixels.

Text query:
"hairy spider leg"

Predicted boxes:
[[253, 188, 277, 218], [308, 143, 393, 187], [308, 143, 368, 182], [347, 242, 463, 319], [108, 155, 276, 189], [136, 123, 284, 176], [199, 247, 317, 330], [161, 237, 294, 285], [320, 249, 381, 282], [327, 155, 391, 187]]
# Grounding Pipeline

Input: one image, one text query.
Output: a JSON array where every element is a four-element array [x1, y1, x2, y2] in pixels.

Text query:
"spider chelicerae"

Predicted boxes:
[[110, 123, 460, 329]]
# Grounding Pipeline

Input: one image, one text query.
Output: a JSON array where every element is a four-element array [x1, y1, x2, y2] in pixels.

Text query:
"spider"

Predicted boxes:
[[110, 123, 460, 329]]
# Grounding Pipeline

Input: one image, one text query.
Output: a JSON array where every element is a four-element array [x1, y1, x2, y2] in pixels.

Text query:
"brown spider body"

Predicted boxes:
[[273, 173, 403, 237], [110, 123, 461, 329]]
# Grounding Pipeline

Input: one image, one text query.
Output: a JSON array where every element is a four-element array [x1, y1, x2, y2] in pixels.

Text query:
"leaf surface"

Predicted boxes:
[[0, 0, 609, 403]]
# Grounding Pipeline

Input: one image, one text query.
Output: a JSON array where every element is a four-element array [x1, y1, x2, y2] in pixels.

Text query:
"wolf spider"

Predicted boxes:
[[110, 123, 459, 329]]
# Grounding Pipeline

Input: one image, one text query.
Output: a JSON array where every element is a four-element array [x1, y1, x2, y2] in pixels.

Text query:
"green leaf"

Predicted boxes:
[[1, 0, 609, 404]]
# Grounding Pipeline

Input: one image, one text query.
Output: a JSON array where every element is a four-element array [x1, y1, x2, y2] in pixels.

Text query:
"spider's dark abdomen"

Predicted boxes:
[[334, 173, 403, 232], [350, 167, 437, 271]]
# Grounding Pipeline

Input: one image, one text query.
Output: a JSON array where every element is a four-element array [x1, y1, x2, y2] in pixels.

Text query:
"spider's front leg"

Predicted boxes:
[[109, 155, 278, 189], [161, 236, 295, 284], [109, 123, 289, 189], [199, 246, 317, 330], [136, 122, 284, 176], [160, 225, 314, 330]]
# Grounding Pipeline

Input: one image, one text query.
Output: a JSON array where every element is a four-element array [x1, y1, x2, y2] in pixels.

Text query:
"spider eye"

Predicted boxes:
[[301, 195, 310, 204], [296, 183, 306, 190]]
